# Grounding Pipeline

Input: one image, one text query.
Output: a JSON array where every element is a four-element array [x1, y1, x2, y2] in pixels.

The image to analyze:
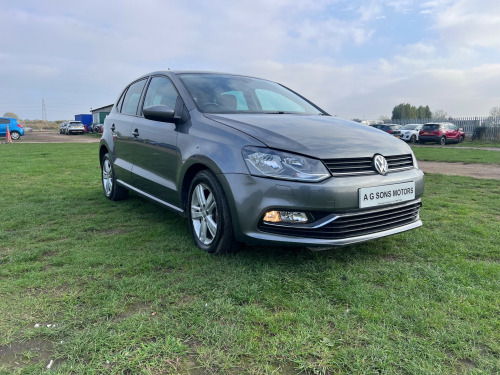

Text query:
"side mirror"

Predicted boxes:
[[143, 105, 178, 123]]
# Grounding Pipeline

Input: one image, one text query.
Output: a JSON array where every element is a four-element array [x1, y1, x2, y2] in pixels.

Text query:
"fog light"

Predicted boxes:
[[263, 211, 281, 223], [263, 211, 309, 224]]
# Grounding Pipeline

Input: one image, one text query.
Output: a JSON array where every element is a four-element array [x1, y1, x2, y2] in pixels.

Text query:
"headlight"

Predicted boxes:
[[242, 147, 330, 182]]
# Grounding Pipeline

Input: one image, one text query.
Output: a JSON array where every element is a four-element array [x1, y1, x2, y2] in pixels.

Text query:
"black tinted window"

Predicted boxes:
[[121, 79, 147, 115], [143, 76, 179, 110], [422, 124, 439, 131], [0, 118, 10, 124]]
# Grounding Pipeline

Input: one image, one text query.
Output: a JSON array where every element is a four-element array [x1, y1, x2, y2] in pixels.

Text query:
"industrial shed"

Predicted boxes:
[[91, 104, 113, 126]]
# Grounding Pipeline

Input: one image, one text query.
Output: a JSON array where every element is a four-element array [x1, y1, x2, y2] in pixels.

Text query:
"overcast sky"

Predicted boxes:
[[1, 0, 500, 121]]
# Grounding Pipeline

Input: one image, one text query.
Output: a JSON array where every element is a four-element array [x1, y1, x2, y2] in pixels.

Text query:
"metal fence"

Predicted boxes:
[[391, 117, 500, 141]]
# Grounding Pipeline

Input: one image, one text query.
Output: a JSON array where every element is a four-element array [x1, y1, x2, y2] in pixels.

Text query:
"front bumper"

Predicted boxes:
[[218, 168, 424, 246], [401, 133, 415, 141]]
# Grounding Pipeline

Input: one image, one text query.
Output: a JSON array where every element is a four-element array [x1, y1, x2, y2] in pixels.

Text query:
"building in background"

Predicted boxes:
[[91, 105, 113, 133]]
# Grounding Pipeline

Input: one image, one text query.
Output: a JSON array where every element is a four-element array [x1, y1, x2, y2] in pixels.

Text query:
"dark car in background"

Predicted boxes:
[[370, 124, 402, 138], [59, 122, 68, 134], [0, 117, 24, 140], [99, 71, 424, 254], [419, 122, 465, 145]]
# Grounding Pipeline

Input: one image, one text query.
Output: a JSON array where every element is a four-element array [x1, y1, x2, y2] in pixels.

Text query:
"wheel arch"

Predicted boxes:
[[180, 163, 212, 213], [99, 144, 109, 165]]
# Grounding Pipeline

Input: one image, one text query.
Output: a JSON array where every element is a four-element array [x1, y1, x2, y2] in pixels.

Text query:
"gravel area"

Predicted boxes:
[[419, 161, 500, 180], [10, 131, 100, 143]]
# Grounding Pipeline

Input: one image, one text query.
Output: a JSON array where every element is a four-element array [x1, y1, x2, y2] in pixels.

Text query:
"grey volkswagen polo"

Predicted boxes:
[[99, 71, 424, 254]]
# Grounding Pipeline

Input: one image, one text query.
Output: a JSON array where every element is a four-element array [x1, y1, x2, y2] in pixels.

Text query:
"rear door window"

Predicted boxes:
[[121, 79, 147, 115]]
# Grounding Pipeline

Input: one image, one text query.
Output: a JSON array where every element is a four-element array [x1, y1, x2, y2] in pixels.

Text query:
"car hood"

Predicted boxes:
[[205, 114, 413, 159]]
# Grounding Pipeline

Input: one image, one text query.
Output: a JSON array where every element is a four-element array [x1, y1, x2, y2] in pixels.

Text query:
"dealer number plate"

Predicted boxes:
[[359, 181, 415, 208]]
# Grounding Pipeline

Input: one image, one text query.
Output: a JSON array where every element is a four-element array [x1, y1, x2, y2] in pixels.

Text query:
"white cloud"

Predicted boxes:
[[1, 0, 500, 120]]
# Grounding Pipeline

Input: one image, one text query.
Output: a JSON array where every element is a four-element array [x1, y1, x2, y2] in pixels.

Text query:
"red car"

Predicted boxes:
[[418, 122, 465, 145]]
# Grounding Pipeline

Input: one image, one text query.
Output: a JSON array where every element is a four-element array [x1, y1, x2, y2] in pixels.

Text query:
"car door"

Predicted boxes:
[[448, 124, 459, 141], [110, 78, 148, 184], [131, 75, 183, 207], [0, 118, 8, 136]]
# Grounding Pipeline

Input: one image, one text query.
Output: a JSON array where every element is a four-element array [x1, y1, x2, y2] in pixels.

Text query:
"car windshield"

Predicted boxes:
[[178, 73, 325, 115], [403, 125, 418, 130]]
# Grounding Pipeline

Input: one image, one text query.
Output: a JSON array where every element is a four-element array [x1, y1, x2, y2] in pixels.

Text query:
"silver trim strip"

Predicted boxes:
[[116, 179, 184, 213], [251, 219, 423, 247]]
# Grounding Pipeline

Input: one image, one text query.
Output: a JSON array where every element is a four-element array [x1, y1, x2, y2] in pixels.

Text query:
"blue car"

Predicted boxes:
[[0, 117, 24, 140]]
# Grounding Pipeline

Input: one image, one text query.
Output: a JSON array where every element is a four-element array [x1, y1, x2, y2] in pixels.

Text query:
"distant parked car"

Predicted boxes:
[[401, 124, 422, 143], [0, 117, 24, 140], [370, 124, 402, 138], [419, 122, 465, 145], [60, 122, 69, 134], [66, 121, 85, 135]]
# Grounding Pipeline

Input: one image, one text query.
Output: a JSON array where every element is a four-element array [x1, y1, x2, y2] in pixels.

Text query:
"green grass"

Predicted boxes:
[[412, 146, 500, 164], [1, 144, 499, 374], [456, 141, 500, 148]]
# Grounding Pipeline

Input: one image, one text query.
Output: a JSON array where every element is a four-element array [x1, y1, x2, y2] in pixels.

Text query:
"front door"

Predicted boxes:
[[131, 75, 183, 207]]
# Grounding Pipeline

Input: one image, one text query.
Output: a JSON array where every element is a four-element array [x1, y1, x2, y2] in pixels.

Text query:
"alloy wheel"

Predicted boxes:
[[102, 159, 113, 197], [190, 183, 218, 245]]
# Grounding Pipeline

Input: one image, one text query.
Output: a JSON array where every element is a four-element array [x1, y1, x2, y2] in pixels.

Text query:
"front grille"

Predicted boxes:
[[323, 154, 414, 176], [258, 201, 421, 240]]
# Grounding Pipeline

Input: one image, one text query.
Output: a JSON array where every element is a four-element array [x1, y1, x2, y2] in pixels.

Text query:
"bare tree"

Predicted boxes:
[[432, 109, 448, 120], [489, 106, 500, 117], [3, 112, 20, 120]]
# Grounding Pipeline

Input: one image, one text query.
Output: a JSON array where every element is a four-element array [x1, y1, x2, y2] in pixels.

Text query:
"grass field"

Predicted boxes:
[[1, 144, 499, 374], [411, 146, 500, 165]]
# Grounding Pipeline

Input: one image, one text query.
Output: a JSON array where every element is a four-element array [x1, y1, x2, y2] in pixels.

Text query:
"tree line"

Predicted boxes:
[[391, 103, 432, 120]]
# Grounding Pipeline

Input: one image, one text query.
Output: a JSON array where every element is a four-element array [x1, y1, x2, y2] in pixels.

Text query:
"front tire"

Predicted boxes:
[[101, 153, 128, 201], [439, 136, 446, 145], [459, 135, 464, 143], [410, 134, 416, 143], [188, 170, 238, 254]]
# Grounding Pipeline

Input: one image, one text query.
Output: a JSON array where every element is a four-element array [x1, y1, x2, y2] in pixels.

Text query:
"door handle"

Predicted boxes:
[[132, 129, 140, 137], [111, 124, 115, 131]]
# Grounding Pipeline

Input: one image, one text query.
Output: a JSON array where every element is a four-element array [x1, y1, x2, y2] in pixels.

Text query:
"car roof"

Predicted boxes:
[[135, 70, 267, 82]]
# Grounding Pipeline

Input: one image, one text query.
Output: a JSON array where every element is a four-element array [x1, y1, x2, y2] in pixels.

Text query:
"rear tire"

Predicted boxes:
[[439, 136, 446, 145], [101, 153, 128, 201], [188, 170, 239, 254], [10, 131, 20, 140]]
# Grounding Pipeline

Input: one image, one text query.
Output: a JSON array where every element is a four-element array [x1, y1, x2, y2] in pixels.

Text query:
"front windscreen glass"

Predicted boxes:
[[178, 73, 324, 115]]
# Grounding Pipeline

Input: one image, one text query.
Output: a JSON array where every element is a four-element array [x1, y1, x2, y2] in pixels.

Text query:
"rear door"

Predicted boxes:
[[0, 118, 9, 136], [110, 78, 148, 184], [131, 75, 183, 207]]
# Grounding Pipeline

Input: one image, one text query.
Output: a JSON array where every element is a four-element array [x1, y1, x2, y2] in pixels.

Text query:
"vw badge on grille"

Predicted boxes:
[[374, 154, 388, 175]]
